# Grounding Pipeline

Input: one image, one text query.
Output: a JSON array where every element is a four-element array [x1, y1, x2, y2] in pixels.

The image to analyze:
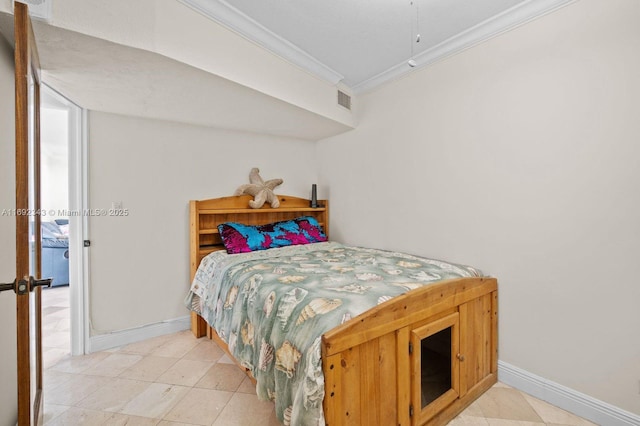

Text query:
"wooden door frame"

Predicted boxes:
[[15, 2, 43, 424]]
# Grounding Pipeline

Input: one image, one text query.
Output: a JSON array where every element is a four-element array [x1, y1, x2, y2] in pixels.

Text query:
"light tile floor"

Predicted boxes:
[[42, 286, 597, 425]]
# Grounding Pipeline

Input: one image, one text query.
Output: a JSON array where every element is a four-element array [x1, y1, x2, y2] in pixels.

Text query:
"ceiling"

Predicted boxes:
[[34, 22, 354, 140], [1, 0, 576, 140], [0, 11, 353, 141], [180, 0, 576, 92]]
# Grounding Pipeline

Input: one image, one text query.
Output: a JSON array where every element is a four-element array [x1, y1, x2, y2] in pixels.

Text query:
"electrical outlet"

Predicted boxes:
[[111, 201, 123, 210]]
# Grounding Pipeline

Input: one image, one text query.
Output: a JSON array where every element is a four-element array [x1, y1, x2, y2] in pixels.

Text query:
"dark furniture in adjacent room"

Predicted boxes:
[[41, 219, 69, 287]]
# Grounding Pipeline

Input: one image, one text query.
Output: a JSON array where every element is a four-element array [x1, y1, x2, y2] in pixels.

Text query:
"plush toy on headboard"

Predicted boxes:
[[234, 168, 283, 208]]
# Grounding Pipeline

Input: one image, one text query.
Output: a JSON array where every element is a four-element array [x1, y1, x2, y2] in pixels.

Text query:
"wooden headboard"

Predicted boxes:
[[189, 194, 329, 281], [188, 193, 328, 338]]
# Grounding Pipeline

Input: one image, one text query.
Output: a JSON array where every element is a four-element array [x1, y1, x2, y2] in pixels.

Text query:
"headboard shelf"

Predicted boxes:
[[190, 195, 329, 280], [199, 207, 326, 215]]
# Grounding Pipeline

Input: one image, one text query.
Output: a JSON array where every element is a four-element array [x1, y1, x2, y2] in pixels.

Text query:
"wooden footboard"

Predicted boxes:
[[321, 277, 498, 426], [191, 277, 497, 425]]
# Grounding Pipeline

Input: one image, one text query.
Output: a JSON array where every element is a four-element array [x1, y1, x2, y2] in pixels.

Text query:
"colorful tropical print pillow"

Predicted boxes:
[[218, 216, 328, 254]]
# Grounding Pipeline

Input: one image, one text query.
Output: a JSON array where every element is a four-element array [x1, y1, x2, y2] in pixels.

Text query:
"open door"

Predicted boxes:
[[0, 3, 51, 425]]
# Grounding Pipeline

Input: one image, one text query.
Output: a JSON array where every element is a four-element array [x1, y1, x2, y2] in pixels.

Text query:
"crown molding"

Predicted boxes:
[[179, 0, 577, 93], [353, 0, 578, 94], [178, 0, 344, 85]]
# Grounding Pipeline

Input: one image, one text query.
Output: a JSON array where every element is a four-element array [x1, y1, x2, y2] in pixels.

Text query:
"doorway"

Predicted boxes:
[[40, 84, 86, 359]]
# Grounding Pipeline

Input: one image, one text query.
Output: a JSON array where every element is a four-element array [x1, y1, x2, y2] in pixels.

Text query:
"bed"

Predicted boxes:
[[186, 194, 497, 425]]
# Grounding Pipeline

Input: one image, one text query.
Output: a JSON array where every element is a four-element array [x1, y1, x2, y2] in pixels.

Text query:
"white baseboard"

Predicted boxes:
[[498, 361, 640, 426], [88, 316, 191, 353]]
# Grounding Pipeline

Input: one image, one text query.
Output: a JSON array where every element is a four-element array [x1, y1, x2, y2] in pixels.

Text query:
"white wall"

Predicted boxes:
[[88, 111, 318, 334], [41, 108, 69, 220], [317, 0, 640, 416], [0, 34, 18, 426]]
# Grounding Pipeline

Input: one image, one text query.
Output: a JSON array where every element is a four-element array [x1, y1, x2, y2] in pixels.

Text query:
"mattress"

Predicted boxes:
[[185, 241, 482, 424]]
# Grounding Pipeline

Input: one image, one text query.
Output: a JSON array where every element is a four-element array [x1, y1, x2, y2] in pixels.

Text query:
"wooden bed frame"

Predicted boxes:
[[189, 195, 498, 426]]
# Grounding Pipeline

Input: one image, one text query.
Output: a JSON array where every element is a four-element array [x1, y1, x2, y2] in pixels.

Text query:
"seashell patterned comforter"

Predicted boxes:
[[185, 241, 482, 425]]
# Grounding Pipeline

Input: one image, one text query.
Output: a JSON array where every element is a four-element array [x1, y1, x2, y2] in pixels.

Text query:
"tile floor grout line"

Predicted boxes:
[[41, 286, 596, 426]]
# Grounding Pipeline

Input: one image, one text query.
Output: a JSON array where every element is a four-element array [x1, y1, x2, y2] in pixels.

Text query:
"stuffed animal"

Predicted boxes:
[[234, 168, 283, 208]]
